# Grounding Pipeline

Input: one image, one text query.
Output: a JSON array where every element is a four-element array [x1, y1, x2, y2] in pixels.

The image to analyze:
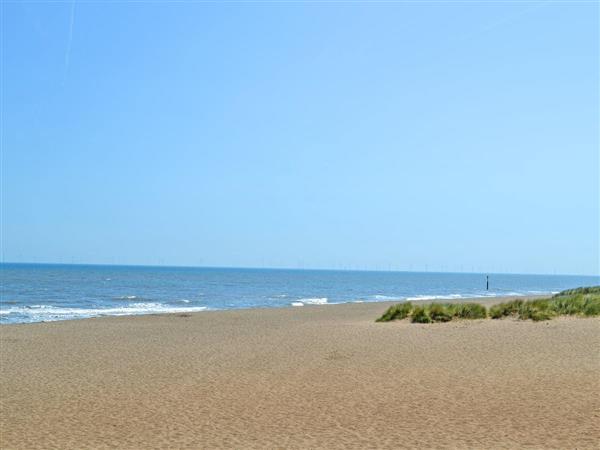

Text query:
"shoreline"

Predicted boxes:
[[2, 296, 598, 449], [1, 294, 551, 327]]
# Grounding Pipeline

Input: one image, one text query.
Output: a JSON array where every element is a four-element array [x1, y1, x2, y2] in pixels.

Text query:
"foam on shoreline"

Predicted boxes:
[[0, 303, 209, 323]]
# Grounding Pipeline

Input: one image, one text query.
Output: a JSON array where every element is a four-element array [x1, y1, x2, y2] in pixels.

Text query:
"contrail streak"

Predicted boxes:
[[63, 0, 76, 84]]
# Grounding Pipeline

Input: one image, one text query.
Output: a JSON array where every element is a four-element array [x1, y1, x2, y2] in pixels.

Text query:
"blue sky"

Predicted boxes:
[[2, 1, 598, 275]]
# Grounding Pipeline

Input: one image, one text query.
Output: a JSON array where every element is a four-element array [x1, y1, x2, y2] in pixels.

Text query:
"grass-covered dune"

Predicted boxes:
[[376, 286, 600, 323]]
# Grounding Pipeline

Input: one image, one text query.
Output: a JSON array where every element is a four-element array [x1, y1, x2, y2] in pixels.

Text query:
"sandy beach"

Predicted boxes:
[[1, 298, 599, 449]]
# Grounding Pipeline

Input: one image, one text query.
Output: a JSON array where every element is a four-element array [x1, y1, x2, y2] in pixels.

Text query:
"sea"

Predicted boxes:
[[1, 263, 598, 324]]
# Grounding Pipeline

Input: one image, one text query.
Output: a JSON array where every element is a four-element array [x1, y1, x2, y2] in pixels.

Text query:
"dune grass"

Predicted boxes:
[[447, 303, 487, 319], [554, 286, 600, 297], [488, 300, 524, 319], [411, 305, 433, 323], [376, 286, 600, 323], [377, 301, 488, 323], [489, 287, 600, 321], [375, 302, 412, 322]]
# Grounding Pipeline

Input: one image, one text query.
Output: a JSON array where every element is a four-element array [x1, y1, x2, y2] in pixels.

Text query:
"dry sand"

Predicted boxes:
[[1, 298, 599, 449]]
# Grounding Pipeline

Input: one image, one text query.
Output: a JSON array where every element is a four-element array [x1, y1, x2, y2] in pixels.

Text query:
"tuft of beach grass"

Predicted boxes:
[[377, 301, 488, 323]]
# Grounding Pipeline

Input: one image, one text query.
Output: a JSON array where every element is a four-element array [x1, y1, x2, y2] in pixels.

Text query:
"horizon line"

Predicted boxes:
[[1, 261, 598, 278]]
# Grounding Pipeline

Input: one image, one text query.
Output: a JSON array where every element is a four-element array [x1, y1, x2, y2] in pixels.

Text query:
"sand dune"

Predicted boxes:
[[1, 299, 599, 449]]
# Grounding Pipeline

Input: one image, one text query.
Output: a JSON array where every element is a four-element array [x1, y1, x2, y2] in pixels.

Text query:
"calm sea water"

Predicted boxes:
[[1, 263, 598, 324]]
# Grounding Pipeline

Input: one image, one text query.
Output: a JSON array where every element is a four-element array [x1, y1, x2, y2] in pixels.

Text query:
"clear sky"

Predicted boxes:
[[2, 1, 598, 275]]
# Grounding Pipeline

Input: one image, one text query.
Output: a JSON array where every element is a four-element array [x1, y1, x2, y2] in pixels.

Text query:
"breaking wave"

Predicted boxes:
[[0, 303, 208, 323], [290, 297, 328, 306]]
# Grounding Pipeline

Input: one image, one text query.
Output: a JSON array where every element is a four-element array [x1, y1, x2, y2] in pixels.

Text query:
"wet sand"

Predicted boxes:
[[1, 298, 599, 449]]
